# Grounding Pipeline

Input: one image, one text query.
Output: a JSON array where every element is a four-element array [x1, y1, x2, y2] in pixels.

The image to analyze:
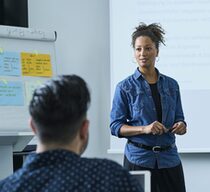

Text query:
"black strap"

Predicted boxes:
[[127, 140, 174, 152]]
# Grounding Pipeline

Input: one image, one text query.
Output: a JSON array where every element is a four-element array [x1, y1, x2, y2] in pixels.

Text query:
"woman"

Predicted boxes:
[[110, 23, 187, 192]]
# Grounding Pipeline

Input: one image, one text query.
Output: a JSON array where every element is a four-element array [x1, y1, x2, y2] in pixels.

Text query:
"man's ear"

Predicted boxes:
[[29, 118, 37, 134], [79, 119, 89, 140]]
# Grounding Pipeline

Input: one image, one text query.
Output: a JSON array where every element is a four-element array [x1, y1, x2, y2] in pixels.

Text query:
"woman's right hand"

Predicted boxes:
[[144, 121, 167, 135]]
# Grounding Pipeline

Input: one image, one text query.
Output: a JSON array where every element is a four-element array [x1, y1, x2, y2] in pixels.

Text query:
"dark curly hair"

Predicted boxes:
[[131, 22, 166, 50], [29, 75, 90, 145]]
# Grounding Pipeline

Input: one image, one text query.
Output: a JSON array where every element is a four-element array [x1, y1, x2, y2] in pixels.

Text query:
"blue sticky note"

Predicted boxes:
[[0, 51, 21, 76], [0, 81, 24, 106]]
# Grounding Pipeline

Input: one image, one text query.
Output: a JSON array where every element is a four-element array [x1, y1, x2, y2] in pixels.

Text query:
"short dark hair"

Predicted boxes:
[[131, 22, 165, 49], [29, 75, 90, 145]]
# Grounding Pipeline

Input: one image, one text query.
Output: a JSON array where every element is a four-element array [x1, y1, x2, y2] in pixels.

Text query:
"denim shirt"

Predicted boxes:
[[110, 68, 186, 169]]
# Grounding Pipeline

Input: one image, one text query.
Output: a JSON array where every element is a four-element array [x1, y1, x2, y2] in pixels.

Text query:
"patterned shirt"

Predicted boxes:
[[110, 68, 186, 169], [0, 149, 143, 192]]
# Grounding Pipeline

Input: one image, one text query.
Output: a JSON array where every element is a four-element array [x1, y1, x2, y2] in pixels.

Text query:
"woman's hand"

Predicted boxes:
[[171, 121, 187, 135], [144, 121, 167, 135]]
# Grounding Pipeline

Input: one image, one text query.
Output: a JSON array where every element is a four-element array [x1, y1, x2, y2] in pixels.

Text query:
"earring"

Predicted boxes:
[[156, 57, 159, 62]]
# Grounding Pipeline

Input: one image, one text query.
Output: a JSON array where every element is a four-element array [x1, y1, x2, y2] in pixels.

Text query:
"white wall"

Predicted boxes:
[[28, 0, 110, 157], [28, 1, 210, 191]]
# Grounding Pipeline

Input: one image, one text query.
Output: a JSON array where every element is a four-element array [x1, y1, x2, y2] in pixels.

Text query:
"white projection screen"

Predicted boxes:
[[109, 0, 210, 153]]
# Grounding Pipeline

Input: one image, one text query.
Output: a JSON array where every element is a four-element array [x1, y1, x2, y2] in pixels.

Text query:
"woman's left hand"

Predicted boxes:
[[171, 121, 187, 135]]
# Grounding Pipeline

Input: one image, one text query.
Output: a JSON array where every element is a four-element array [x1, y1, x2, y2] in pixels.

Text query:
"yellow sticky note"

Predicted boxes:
[[21, 52, 53, 77]]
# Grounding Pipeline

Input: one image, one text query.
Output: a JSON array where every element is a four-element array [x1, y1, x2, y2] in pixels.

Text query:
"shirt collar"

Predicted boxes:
[[134, 68, 165, 81]]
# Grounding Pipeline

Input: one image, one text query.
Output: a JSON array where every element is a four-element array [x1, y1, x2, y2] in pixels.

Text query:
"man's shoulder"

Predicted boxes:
[[81, 157, 130, 176], [82, 157, 124, 169], [80, 158, 142, 191], [0, 157, 143, 192], [0, 170, 22, 192]]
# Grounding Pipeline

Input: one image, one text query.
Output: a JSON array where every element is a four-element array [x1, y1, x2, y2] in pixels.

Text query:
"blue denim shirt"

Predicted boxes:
[[110, 68, 186, 169]]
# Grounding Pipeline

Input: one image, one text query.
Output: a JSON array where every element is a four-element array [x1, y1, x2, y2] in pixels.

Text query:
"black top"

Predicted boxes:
[[149, 83, 162, 122]]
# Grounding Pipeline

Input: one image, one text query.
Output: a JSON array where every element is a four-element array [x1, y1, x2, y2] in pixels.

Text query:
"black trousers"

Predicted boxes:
[[124, 156, 186, 192]]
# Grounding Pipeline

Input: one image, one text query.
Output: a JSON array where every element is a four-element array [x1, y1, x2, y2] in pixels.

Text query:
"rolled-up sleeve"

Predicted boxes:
[[174, 83, 186, 125], [110, 83, 129, 137]]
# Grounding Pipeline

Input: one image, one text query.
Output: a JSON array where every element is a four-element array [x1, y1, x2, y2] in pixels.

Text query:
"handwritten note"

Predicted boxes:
[[21, 52, 52, 77], [0, 51, 21, 76], [0, 81, 24, 106], [25, 80, 44, 105]]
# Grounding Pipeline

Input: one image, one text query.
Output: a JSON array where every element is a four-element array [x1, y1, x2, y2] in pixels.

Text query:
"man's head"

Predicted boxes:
[[29, 75, 90, 154]]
